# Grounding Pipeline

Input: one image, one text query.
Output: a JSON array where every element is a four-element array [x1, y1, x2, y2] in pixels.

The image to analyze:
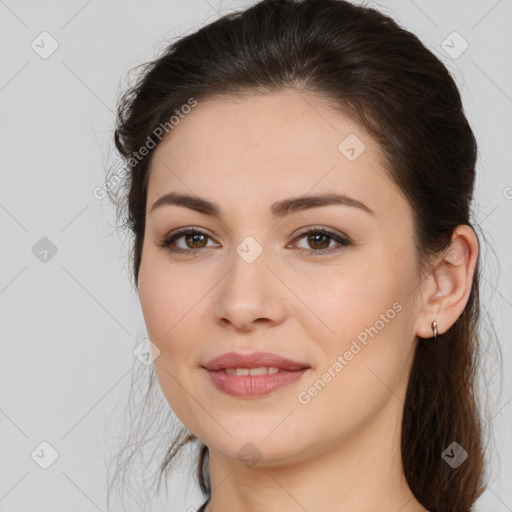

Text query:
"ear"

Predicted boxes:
[[414, 225, 479, 339]]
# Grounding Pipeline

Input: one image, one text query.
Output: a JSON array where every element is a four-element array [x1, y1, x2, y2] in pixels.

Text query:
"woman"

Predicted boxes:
[[107, 1, 487, 510]]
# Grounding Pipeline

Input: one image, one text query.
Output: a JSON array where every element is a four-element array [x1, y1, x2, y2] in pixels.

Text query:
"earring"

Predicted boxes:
[[431, 320, 438, 341]]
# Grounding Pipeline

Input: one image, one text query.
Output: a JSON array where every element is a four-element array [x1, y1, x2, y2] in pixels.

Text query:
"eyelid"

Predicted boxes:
[[291, 225, 347, 239]]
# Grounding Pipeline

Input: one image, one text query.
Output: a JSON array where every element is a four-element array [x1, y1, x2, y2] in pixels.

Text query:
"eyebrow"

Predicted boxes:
[[149, 191, 374, 219]]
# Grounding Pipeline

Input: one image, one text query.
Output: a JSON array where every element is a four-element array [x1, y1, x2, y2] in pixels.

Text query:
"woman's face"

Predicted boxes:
[[138, 89, 425, 465]]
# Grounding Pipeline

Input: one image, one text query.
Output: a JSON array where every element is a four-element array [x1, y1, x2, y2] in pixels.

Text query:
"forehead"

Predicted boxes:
[[146, 89, 404, 218]]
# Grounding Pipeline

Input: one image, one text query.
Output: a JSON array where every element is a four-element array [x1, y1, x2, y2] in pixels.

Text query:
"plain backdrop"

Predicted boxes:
[[1, 1, 511, 511]]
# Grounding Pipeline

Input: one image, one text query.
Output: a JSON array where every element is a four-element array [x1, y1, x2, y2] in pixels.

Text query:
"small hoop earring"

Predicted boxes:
[[431, 320, 438, 341]]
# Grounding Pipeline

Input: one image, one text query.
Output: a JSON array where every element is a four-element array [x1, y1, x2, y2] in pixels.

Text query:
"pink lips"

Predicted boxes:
[[202, 351, 311, 397]]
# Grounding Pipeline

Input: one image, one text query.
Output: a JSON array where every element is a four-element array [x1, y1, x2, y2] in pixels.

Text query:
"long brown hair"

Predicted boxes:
[[106, 1, 491, 510]]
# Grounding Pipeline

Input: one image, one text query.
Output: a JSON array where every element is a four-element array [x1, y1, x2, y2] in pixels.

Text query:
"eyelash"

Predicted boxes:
[[157, 226, 351, 257]]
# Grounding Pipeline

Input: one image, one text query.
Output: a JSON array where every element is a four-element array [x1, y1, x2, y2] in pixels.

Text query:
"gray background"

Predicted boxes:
[[1, 0, 511, 511]]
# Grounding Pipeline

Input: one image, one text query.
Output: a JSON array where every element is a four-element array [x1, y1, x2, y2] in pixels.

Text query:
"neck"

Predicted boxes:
[[205, 395, 428, 512]]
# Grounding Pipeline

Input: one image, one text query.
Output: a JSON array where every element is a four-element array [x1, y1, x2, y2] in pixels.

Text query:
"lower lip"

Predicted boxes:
[[204, 368, 310, 397]]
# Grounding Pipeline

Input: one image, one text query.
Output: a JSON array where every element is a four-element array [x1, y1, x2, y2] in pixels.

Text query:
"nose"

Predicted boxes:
[[212, 244, 287, 332]]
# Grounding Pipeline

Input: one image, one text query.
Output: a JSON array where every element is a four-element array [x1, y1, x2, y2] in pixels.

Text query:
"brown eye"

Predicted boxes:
[[158, 228, 218, 254], [158, 226, 350, 257], [184, 233, 208, 249], [291, 227, 351, 257], [307, 233, 330, 250]]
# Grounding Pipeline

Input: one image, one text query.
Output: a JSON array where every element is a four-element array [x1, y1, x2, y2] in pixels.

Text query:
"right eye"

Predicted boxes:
[[157, 228, 219, 255]]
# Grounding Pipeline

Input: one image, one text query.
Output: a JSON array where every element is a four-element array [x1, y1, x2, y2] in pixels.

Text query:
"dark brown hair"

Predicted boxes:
[[107, 1, 491, 510]]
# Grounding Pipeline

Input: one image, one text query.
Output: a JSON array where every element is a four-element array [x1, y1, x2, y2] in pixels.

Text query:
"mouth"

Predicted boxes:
[[202, 351, 311, 397], [202, 351, 310, 372], [212, 366, 306, 375], [204, 367, 310, 397]]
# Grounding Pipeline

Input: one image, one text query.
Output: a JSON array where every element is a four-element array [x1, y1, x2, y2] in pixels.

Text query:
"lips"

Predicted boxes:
[[205, 367, 309, 397], [202, 351, 310, 372]]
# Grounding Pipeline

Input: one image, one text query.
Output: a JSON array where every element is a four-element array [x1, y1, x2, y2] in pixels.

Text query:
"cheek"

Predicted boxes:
[[299, 261, 394, 337], [297, 302, 412, 438], [138, 254, 202, 347], [301, 265, 414, 398], [138, 258, 207, 428]]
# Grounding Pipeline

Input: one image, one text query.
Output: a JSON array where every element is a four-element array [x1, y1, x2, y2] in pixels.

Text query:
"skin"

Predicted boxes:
[[137, 89, 478, 512]]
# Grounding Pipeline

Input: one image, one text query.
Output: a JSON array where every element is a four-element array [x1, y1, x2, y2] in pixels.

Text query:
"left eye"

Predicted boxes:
[[158, 227, 351, 256], [289, 228, 351, 256]]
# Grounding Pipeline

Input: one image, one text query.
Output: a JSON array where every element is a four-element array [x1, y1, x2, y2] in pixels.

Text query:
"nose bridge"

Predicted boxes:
[[213, 234, 286, 329], [223, 234, 273, 302]]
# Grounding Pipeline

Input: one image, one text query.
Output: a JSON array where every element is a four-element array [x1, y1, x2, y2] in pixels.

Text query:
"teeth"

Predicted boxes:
[[225, 367, 280, 376]]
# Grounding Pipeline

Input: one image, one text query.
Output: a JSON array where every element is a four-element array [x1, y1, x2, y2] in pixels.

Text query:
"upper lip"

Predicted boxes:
[[202, 351, 310, 371]]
